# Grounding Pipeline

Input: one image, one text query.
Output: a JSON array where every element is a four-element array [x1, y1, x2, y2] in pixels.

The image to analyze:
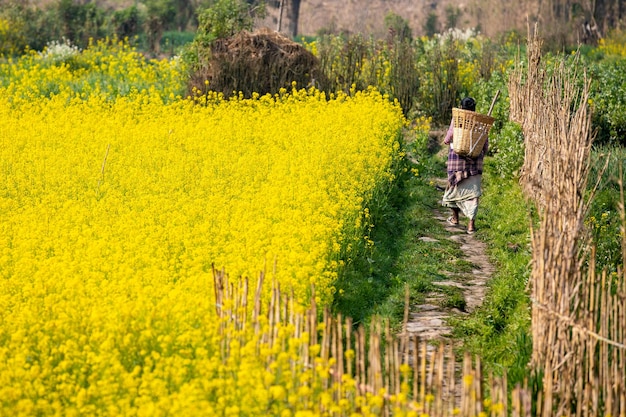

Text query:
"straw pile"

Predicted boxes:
[[189, 28, 327, 98]]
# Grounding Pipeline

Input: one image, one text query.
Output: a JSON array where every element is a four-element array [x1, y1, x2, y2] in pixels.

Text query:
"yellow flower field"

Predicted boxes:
[[0, 42, 411, 415]]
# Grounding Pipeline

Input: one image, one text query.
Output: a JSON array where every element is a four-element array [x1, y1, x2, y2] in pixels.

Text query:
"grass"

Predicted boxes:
[[347, 131, 481, 325], [436, 144, 623, 388], [332, 135, 416, 325], [450, 159, 535, 386]]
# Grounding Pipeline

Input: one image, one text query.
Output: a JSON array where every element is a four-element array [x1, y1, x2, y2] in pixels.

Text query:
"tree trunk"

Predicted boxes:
[[286, 0, 301, 38], [277, 0, 285, 32]]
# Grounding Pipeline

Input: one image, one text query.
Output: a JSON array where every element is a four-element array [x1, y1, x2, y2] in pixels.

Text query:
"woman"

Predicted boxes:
[[442, 97, 487, 234]]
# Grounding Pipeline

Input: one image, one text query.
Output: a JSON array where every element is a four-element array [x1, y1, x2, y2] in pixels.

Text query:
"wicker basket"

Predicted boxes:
[[451, 108, 495, 158]]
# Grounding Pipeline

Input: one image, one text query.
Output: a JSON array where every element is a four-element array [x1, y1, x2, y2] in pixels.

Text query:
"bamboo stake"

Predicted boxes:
[[512, 384, 521, 417], [412, 336, 419, 401], [461, 352, 471, 417], [435, 344, 444, 417], [393, 339, 400, 396], [346, 317, 353, 377], [337, 313, 344, 387], [420, 341, 427, 405], [475, 355, 483, 416], [446, 344, 455, 415], [358, 324, 366, 395], [487, 90, 500, 116]]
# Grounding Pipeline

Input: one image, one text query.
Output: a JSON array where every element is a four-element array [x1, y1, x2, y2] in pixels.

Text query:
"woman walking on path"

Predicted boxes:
[[442, 97, 487, 234]]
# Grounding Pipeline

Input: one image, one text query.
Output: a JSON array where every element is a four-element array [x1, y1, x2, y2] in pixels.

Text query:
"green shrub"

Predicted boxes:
[[384, 12, 412, 41], [0, 3, 56, 53], [588, 58, 626, 146], [111, 6, 142, 40], [57, 0, 108, 48], [488, 121, 524, 179], [415, 35, 460, 124], [586, 146, 626, 273]]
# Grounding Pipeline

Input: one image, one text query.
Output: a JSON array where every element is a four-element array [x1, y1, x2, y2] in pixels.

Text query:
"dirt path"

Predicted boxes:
[[402, 127, 494, 348], [404, 197, 494, 346], [396, 131, 495, 404], [401, 198, 495, 403]]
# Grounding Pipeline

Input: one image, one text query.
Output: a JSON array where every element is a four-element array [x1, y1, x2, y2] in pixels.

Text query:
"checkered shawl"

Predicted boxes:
[[443, 121, 488, 187]]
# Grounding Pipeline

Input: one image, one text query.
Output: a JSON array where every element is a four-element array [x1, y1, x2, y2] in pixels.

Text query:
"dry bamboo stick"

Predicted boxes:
[[393, 338, 400, 396], [446, 344, 455, 415], [321, 307, 329, 362], [241, 277, 248, 333], [427, 345, 436, 410], [346, 317, 353, 376], [330, 316, 338, 387], [358, 324, 366, 395], [412, 336, 419, 401], [435, 344, 444, 417], [461, 352, 471, 417], [385, 320, 392, 394], [310, 285, 317, 346], [474, 355, 483, 416], [336, 313, 344, 386], [373, 320, 383, 393], [420, 341, 427, 405], [401, 284, 410, 355], [512, 384, 521, 417]]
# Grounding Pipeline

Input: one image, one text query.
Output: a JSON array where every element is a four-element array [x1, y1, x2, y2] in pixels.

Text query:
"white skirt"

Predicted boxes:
[[442, 174, 482, 220]]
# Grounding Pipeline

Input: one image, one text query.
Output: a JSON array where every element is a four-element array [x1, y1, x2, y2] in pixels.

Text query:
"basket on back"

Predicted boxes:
[[451, 108, 495, 158]]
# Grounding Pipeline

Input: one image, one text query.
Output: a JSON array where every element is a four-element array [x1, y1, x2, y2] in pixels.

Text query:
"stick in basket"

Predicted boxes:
[[488, 90, 500, 116]]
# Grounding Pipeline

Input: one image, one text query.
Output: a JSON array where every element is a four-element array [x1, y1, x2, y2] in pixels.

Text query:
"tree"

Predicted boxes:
[[445, 5, 460, 30], [143, 0, 176, 53], [196, 0, 254, 42], [184, 0, 265, 68], [112, 6, 141, 40], [384, 12, 412, 41], [276, 0, 301, 38], [424, 12, 439, 37], [173, 0, 195, 31], [57, 0, 106, 47], [285, 0, 301, 38], [0, 2, 56, 53]]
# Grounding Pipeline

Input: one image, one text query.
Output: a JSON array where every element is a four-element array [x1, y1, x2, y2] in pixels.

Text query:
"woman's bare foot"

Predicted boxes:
[[467, 219, 476, 234], [450, 208, 460, 224]]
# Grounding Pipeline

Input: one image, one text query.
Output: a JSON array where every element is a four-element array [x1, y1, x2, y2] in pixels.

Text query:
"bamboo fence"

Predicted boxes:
[[212, 267, 530, 416], [509, 27, 626, 416]]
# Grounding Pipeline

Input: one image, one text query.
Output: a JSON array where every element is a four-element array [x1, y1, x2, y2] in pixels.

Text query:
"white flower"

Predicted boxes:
[[37, 38, 81, 63]]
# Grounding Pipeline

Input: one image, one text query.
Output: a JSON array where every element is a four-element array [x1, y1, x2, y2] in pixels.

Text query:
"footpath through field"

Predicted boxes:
[[401, 128, 495, 347], [404, 201, 494, 343], [398, 128, 497, 400]]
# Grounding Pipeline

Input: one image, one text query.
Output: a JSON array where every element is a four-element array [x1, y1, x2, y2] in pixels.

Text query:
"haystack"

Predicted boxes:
[[189, 28, 327, 98]]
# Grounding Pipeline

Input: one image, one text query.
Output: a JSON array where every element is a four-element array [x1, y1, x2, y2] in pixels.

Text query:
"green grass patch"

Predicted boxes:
[[435, 284, 467, 311], [332, 169, 447, 325], [334, 135, 535, 386], [450, 160, 534, 387], [452, 259, 477, 274]]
